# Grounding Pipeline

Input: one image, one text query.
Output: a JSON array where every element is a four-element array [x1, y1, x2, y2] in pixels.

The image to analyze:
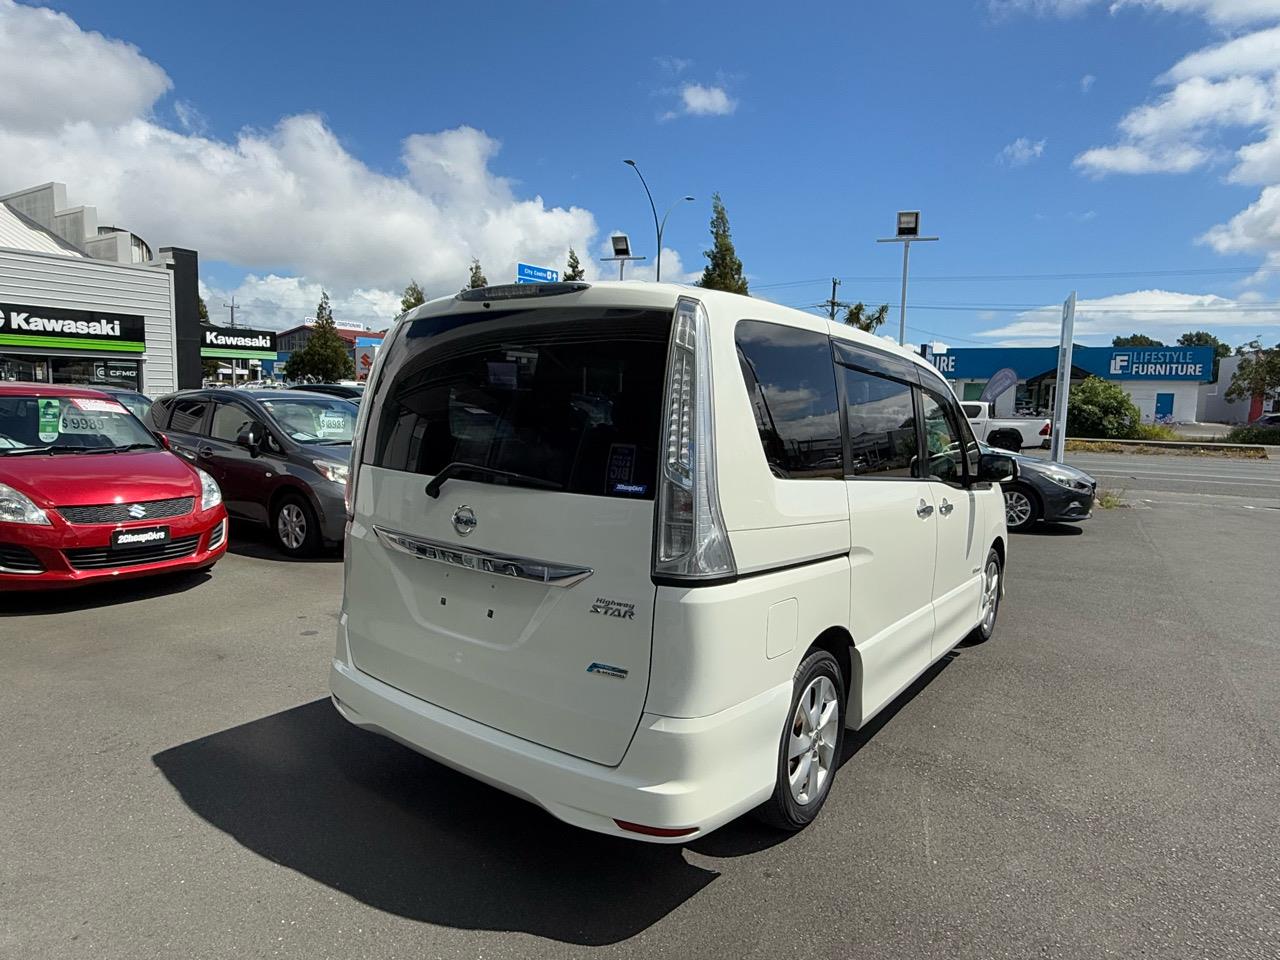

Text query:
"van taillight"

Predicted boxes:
[[653, 297, 735, 583], [1040, 422, 1051, 436]]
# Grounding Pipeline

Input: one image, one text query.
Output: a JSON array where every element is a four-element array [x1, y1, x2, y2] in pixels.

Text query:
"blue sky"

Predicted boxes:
[[4, 0, 1280, 347]]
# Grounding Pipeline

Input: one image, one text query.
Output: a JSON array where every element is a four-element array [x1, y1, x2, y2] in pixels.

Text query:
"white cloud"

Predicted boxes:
[[0, 0, 603, 323], [977, 289, 1280, 343], [998, 137, 1047, 166], [993, 0, 1280, 25], [679, 83, 737, 116], [1075, 142, 1209, 174], [0, 0, 170, 132], [1163, 25, 1280, 81], [1121, 75, 1271, 139], [199, 275, 403, 332], [1081, 73, 1097, 92]]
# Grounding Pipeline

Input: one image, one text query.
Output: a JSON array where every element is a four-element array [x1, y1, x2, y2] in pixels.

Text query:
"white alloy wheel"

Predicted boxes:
[[1004, 488, 1034, 529], [980, 555, 1001, 635], [788, 675, 840, 805]]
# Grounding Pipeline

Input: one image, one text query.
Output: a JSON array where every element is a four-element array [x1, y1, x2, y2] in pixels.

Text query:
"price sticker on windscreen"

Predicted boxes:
[[70, 398, 128, 415], [317, 411, 349, 436], [37, 399, 61, 443]]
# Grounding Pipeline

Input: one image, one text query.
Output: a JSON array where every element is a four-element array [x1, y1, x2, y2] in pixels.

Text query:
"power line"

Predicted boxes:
[[752, 265, 1261, 291]]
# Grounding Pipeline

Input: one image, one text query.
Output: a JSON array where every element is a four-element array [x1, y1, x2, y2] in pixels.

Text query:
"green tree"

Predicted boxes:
[[563, 247, 585, 281], [1176, 330, 1231, 379], [285, 291, 354, 382], [465, 259, 488, 291], [843, 302, 889, 333], [1067, 375, 1142, 439], [1225, 340, 1280, 403], [698, 193, 748, 295], [197, 295, 209, 322], [1112, 333, 1164, 347], [400, 279, 426, 314]]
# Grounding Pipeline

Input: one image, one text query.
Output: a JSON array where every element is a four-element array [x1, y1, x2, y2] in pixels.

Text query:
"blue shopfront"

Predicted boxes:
[[928, 345, 1214, 424]]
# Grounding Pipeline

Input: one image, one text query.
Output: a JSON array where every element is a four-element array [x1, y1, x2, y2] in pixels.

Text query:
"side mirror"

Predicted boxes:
[[236, 421, 266, 456], [153, 431, 171, 450], [975, 452, 1018, 484]]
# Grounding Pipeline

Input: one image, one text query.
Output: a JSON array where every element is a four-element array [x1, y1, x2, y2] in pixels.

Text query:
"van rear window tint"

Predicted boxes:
[[367, 309, 672, 499]]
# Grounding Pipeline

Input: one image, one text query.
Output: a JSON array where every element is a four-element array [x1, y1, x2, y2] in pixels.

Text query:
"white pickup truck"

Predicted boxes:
[[960, 401, 1051, 451]]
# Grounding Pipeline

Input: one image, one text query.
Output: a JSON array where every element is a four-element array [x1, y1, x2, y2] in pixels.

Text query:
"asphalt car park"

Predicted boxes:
[[3, 497, 1277, 959]]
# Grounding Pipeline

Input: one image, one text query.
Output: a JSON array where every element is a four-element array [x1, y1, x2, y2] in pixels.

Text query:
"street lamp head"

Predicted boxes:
[[623, 159, 637, 166], [683, 196, 695, 202]]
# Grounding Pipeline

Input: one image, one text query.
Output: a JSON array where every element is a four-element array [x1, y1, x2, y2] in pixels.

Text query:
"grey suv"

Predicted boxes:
[[148, 389, 355, 556]]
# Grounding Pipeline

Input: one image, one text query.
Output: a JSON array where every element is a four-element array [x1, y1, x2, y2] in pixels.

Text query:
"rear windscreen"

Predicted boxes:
[[366, 307, 672, 499]]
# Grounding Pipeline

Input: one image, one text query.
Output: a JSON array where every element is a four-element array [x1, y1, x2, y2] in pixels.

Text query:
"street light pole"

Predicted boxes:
[[624, 160, 692, 282], [877, 211, 939, 346]]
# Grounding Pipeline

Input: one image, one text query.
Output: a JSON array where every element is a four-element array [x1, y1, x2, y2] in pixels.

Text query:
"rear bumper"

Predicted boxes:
[[0, 510, 227, 590], [329, 615, 789, 843]]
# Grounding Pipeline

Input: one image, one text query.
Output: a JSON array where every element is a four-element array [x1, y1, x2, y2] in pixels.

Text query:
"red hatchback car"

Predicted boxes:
[[0, 383, 228, 589]]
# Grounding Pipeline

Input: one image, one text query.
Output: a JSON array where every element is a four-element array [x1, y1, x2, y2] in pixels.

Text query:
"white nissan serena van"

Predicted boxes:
[[331, 281, 1016, 841]]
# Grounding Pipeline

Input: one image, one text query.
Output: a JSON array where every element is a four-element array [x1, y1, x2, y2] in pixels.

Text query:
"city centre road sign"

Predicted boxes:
[[516, 263, 560, 284]]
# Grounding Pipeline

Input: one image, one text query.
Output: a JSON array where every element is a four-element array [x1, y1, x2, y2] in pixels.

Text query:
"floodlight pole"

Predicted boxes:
[[600, 255, 646, 280], [876, 235, 939, 346]]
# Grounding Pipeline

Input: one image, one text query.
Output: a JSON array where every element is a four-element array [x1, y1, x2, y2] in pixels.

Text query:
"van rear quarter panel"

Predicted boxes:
[[705, 298, 851, 572], [647, 557, 851, 719]]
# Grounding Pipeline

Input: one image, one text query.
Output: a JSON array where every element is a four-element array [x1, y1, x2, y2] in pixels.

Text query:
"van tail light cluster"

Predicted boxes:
[[1040, 422, 1052, 436], [653, 297, 736, 583]]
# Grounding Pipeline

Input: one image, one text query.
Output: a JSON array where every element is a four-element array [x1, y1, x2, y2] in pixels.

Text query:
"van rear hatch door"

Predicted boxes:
[[345, 304, 671, 766]]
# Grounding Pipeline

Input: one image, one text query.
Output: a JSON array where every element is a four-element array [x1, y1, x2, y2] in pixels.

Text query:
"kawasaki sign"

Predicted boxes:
[[201, 325, 278, 360], [0, 303, 146, 353]]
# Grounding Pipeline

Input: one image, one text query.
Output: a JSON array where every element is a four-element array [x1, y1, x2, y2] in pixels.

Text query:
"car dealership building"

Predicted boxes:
[[927, 344, 1216, 423], [0, 182, 208, 394]]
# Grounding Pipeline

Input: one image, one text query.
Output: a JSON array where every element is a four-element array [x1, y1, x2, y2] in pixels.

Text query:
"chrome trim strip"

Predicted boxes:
[[372, 526, 593, 588]]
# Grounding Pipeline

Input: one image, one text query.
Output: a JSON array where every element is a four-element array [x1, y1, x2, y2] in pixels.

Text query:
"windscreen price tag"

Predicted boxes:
[[317, 412, 349, 436], [70, 398, 127, 415], [37, 399, 61, 442]]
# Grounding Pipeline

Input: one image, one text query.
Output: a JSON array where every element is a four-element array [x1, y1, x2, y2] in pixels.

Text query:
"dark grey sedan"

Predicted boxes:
[[983, 444, 1097, 532]]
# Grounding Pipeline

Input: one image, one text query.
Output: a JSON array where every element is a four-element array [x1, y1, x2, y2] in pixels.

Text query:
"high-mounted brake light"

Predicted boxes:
[[653, 297, 735, 582], [455, 282, 590, 302]]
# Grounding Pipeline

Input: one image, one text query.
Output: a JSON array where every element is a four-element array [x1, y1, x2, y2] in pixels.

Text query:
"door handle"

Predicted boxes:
[[939, 499, 954, 516], [197, 446, 213, 459], [916, 499, 935, 519]]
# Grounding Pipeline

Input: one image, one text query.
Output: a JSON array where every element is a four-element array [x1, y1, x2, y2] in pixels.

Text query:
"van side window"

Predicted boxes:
[[919, 390, 969, 486], [735, 321, 843, 479], [840, 366, 920, 478], [961, 403, 982, 418]]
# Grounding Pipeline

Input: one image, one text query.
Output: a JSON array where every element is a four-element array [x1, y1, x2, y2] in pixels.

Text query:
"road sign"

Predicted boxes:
[[516, 262, 560, 284]]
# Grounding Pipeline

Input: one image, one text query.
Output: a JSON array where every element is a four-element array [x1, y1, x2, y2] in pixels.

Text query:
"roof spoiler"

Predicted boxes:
[[455, 282, 590, 302]]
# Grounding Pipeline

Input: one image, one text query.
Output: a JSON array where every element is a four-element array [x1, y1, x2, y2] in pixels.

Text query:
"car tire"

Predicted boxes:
[[988, 429, 1022, 452], [1003, 482, 1040, 532], [754, 648, 846, 833], [272, 492, 320, 558], [968, 546, 1003, 643]]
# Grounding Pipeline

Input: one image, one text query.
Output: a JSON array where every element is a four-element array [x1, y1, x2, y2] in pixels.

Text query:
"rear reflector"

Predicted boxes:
[[614, 819, 699, 838], [1039, 422, 1051, 435]]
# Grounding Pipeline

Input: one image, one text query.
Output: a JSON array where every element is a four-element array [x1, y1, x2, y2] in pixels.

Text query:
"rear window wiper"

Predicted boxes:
[[424, 461, 563, 499]]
